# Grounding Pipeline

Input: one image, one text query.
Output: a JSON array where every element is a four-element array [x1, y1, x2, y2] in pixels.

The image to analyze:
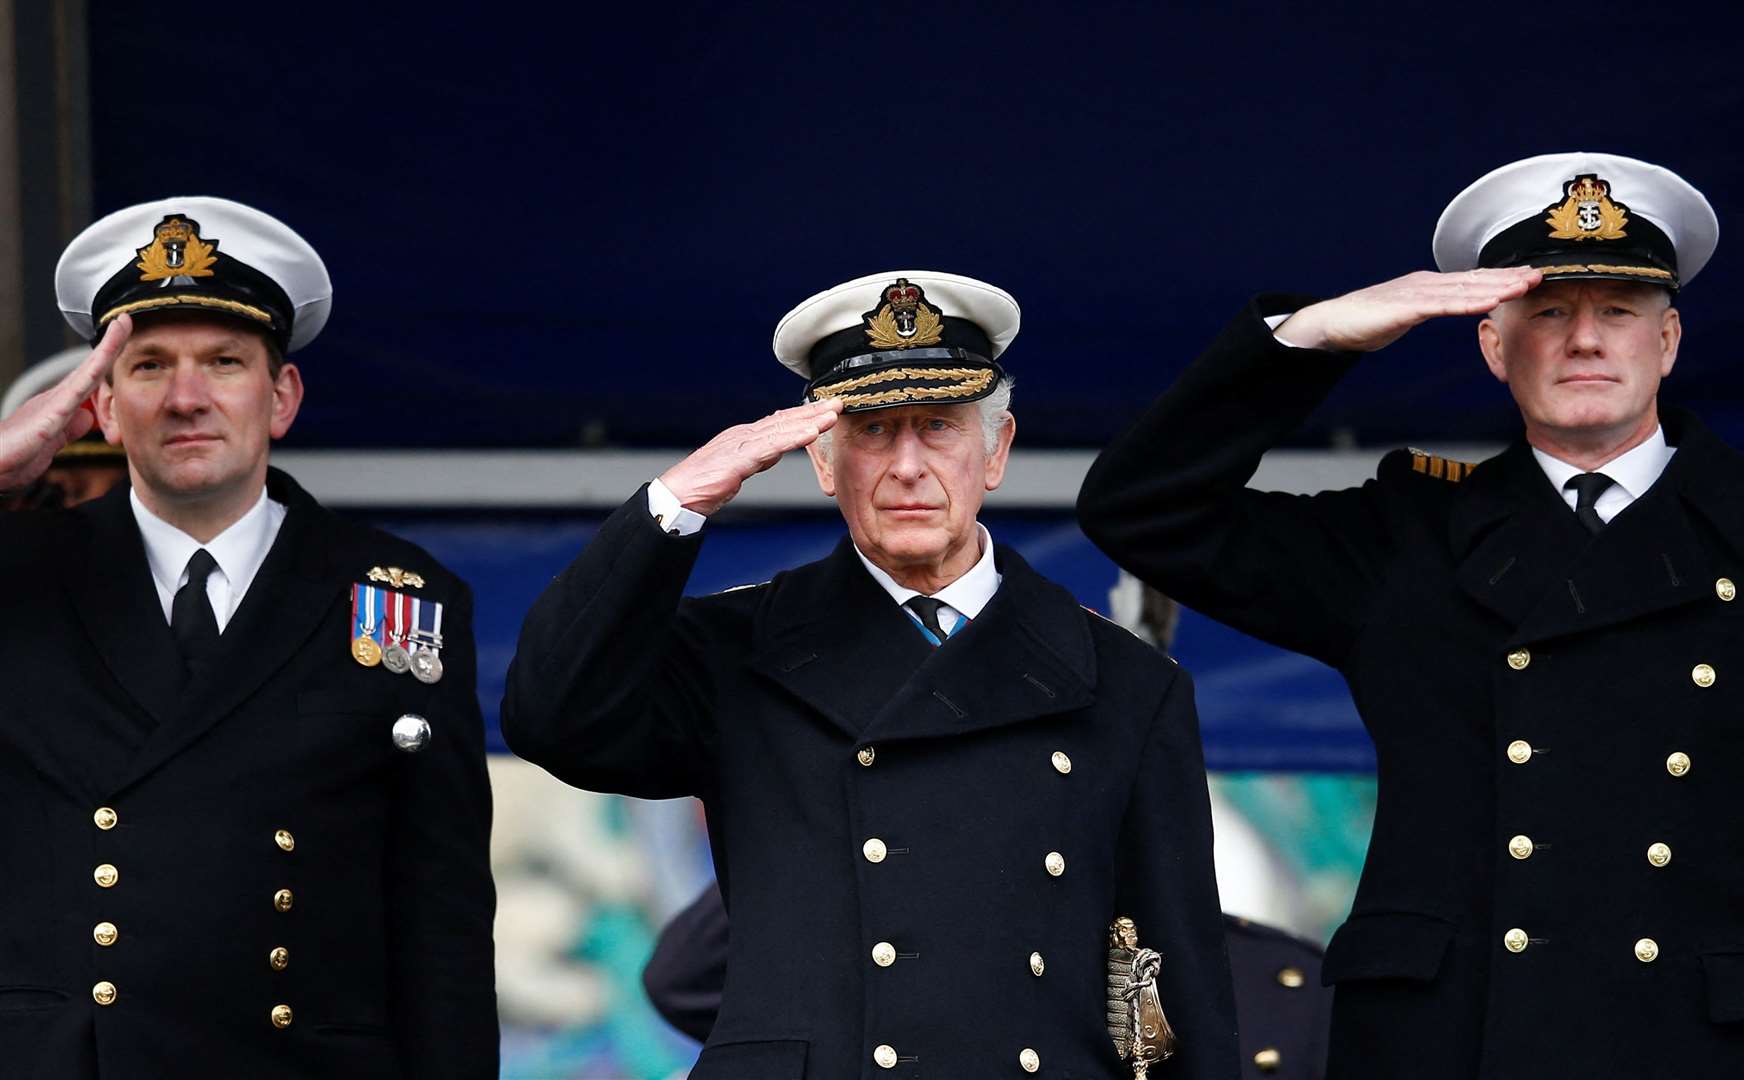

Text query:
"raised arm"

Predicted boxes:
[[0, 316, 129, 493], [499, 400, 840, 797], [1077, 270, 1536, 665]]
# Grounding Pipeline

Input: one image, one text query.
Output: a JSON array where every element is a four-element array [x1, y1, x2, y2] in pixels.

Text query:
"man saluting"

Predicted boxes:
[[504, 271, 1237, 1078], [1078, 154, 1740, 1076]]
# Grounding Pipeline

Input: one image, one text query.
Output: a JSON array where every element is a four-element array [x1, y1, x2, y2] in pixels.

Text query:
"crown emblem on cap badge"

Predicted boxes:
[[135, 215, 218, 282], [863, 278, 944, 350], [1545, 174, 1628, 242]]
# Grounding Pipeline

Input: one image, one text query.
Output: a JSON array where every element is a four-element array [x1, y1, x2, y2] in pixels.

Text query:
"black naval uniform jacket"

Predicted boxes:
[[645, 883, 1331, 1080], [501, 489, 1239, 1079], [0, 469, 497, 1080], [1076, 298, 1744, 1079]]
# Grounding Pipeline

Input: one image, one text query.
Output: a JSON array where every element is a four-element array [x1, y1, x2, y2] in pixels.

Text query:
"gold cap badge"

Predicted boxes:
[[863, 278, 944, 350], [135, 216, 219, 281], [1545, 174, 1628, 241]]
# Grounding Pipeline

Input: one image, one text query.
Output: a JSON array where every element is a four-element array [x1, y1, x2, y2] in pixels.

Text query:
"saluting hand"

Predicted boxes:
[[0, 315, 131, 493], [660, 398, 844, 516], [1275, 267, 1542, 352]]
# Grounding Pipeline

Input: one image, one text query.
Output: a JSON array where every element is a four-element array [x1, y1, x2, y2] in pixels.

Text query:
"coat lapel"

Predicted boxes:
[[112, 470, 344, 794], [70, 483, 187, 732], [1452, 414, 1723, 645], [750, 537, 1098, 743]]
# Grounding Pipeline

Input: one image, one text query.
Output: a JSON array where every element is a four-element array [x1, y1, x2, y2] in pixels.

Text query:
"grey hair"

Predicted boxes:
[[814, 375, 1014, 460]]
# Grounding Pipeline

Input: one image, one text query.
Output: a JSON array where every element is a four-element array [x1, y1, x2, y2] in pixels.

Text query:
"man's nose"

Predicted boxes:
[[888, 427, 927, 480], [163, 362, 210, 412], [1566, 304, 1604, 355]]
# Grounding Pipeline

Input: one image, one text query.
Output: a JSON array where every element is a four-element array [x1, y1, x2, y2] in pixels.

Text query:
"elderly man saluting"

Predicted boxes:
[[1078, 154, 1741, 1077], [503, 271, 1237, 1079]]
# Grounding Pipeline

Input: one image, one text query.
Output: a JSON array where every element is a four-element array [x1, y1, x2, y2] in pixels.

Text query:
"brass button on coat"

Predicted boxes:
[[1051, 751, 1072, 775], [873, 1044, 898, 1069], [93, 922, 118, 947], [92, 981, 117, 1006], [1718, 578, 1737, 601], [1255, 1047, 1283, 1072], [857, 747, 876, 767], [273, 888, 294, 913], [1504, 928, 1529, 953], [93, 807, 118, 831], [1647, 843, 1672, 868], [1029, 951, 1045, 976], [274, 829, 295, 852], [1667, 751, 1691, 777], [269, 946, 289, 971], [1507, 740, 1534, 765], [271, 1004, 294, 1028], [871, 941, 896, 967], [1507, 648, 1531, 670], [1044, 851, 1066, 877], [1693, 663, 1716, 688], [1508, 834, 1535, 860], [1635, 938, 1660, 963], [93, 864, 118, 888], [1276, 966, 1305, 989], [1019, 1047, 1040, 1073], [862, 838, 887, 864]]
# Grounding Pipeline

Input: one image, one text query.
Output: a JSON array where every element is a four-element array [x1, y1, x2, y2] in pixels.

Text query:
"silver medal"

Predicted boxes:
[[382, 643, 412, 674], [392, 713, 431, 753], [410, 647, 444, 685]]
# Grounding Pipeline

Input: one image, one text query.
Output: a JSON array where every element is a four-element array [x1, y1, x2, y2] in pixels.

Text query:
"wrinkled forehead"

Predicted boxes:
[[840, 401, 982, 429], [1517, 277, 1673, 308]]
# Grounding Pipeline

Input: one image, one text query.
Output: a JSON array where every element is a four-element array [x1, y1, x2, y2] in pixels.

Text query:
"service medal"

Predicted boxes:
[[383, 644, 412, 674], [407, 595, 447, 684], [352, 635, 383, 667], [380, 588, 413, 674], [350, 584, 386, 667], [411, 648, 444, 685]]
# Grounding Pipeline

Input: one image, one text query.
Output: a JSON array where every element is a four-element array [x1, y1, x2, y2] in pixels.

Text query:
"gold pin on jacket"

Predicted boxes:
[[368, 566, 425, 590]]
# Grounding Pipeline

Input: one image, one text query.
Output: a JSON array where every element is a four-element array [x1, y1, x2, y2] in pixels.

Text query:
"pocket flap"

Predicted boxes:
[[691, 1039, 808, 1079], [1322, 911, 1455, 985], [1702, 949, 1744, 1023]]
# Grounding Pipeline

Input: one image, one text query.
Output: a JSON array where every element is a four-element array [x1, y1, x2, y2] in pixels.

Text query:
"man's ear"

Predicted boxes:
[[1659, 305, 1682, 378], [95, 378, 121, 445], [1477, 317, 1508, 384], [269, 362, 304, 439], [983, 412, 1016, 492], [805, 440, 836, 497]]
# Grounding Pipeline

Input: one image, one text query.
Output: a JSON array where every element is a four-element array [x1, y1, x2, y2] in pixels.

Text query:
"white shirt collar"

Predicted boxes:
[[130, 486, 286, 629], [1531, 425, 1674, 505], [854, 522, 1002, 620]]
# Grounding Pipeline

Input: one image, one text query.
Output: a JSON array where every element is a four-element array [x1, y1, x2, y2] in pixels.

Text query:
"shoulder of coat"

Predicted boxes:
[[1382, 446, 1479, 485], [712, 580, 771, 596], [1080, 604, 1175, 661]]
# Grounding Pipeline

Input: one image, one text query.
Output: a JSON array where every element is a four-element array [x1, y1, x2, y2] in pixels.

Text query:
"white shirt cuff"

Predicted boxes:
[[1264, 312, 1313, 349], [647, 478, 707, 536]]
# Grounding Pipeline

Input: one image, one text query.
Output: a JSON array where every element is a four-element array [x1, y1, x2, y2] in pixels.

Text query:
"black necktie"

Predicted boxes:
[[905, 596, 950, 644], [1565, 472, 1616, 535], [171, 549, 221, 672]]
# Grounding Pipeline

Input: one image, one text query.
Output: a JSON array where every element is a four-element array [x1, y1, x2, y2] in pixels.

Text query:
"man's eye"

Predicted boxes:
[[215, 355, 243, 366], [1530, 308, 1565, 319], [862, 423, 885, 436], [927, 419, 948, 431]]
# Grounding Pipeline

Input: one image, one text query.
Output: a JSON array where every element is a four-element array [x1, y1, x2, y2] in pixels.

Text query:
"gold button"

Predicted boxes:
[[1693, 663, 1716, 688], [273, 888, 294, 913], [857, 747, 876, 767], [1508, 834, 1535, 860], [92, 981, 117, 1006], [93, 864, 118, 888], [1029, 951, 1046, 977], [271, 1003, 294, 1029], [1051, 751, 1072, 775], [1507, 648, 1531, 670], [93, 807, 118, 831], [873, 1044, 898, 1069], [871, 941, 896, 967], [274, 829, 295, 852], [1647, 843, 1672, 868], [1254, 1047, 1283, 1072], [1019, 1047, 1040, 1073], [1044, 851, 1066, 877], [1635, 937, 1660, 963], [862, 838, 887, 864], [93, 922, 118, 947], [1507, 739, 1534, 765], [1667, 751, 1691, 777], [1719, 578, 1736, 602], [1504, 928, 1529, 953], [1276, 966, 1305, 989], [269, 946, 289, 971]]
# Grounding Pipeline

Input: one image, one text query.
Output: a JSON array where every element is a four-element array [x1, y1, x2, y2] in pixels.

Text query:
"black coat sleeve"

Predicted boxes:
[[387, 578, 500, 1078], [1076, 297, 1394, 667], [642, 882, 729, 1043], [1115, 665, 1240, 1079], [499, 486, 720, 799]]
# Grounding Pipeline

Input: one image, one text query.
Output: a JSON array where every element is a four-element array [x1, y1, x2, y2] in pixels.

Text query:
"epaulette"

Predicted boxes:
[[1405, 447, 1477, 483]]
